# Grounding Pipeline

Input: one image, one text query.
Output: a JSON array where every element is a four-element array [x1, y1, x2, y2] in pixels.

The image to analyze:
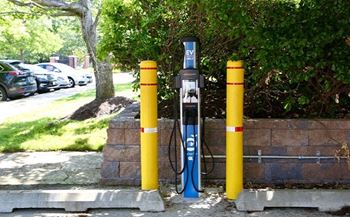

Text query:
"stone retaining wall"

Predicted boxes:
[[101, 103, 350, 185]]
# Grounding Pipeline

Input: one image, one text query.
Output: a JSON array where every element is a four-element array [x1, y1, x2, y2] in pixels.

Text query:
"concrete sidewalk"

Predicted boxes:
[[0, 152, 341, 216], [0, 152, 102, 186], [0, 187, 338, 217], [0, 209, 338, 217]]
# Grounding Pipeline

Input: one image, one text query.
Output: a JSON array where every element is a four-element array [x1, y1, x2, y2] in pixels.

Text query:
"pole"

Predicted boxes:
[[140, 60, 158, 190], [226, 60, 244, 200]]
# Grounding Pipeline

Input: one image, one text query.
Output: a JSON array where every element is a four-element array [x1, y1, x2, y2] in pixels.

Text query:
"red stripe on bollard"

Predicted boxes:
[[140, 67, 157, 70], [226, 82, 244, 86], [226, 67, 244, 69], [140, 83, 157, 86]]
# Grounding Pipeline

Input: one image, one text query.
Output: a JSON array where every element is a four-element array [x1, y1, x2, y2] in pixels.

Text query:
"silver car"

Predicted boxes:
[[37, 63, 89, 88], [24, 64, 70, 89]]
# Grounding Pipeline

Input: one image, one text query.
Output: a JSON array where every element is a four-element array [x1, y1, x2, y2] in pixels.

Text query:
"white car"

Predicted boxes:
[[20, 64, 70, 89], [36, 63, 89, 88]]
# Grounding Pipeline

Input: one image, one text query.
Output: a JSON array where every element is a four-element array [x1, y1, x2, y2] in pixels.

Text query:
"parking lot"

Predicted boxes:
[[0, 73, 134, 123]]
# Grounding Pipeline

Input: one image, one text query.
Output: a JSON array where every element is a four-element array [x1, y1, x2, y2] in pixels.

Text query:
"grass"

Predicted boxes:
[[0, 116, 112, 152], [0, 83, 138, 152]]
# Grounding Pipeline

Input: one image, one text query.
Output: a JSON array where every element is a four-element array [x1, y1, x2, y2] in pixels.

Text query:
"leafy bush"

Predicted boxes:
[[242, 0, 350, 118], [99, 0, 350, 118]]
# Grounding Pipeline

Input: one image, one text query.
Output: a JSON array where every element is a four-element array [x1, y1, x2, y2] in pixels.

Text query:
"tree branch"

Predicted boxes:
[[7, 0, 33, 7], [32, 0, 83, 15], [8, 0, 84, 16], [0, 11, 34, 15], [51, 11, 76, 17], [8, 0, 45, 8], [93, 9, 101, 29]]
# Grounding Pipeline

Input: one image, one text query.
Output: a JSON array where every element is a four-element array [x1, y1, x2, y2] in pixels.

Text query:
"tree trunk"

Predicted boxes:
[[79, 0, 115, 99], [7, 0, 115, 100], [95, 61, 115, 99], [19, 49, 24, 62]]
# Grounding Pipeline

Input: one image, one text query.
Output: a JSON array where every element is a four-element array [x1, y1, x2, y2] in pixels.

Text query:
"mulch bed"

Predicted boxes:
[[69, 96, 135, 120]]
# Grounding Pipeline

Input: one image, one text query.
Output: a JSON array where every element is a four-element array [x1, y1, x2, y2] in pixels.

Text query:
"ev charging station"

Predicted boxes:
[[140, 36, 244, 201], [175, 37, 204, 199]]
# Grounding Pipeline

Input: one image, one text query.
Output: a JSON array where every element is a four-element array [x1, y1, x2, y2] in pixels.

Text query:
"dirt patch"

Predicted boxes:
[[69, 96, 135, 120]]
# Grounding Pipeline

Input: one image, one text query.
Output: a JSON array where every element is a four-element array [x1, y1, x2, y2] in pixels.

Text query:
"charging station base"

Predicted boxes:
[[0, 189, 165, 213], [235, 189, 350, 212]]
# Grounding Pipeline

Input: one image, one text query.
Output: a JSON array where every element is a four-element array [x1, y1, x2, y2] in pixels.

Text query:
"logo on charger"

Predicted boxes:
[[186, 49, 195, 56], [186, 137, 195, 161], [185, 49, 195, 60]]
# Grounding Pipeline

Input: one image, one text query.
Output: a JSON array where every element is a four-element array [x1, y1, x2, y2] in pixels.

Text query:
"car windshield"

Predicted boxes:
[[10, 62, 29, 72]]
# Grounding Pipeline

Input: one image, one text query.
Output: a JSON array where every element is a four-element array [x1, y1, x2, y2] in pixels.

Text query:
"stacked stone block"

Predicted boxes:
[[101, 103, 350, 185]]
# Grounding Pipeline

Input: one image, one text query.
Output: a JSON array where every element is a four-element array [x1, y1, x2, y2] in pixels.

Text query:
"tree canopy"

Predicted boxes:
[[0, 1, 85, 63], [0, 2, 63, 62], [7, 0, 115, 100], [54, 17, 87, 62]]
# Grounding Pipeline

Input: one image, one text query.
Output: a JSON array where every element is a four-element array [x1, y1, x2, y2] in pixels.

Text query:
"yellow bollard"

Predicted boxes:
[[140, 60, 158, 190], [226, 60, 244, 200]]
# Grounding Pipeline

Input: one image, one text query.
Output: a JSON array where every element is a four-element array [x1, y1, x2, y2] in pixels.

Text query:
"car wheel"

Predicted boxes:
[[0, 86, 7, 101], [38, 90, 49, 94], [68, 77, 75, 88]]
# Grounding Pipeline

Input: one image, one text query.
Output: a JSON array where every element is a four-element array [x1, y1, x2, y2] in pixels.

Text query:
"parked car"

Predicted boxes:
[[0, 61, 37, 101], [85, 72, 93, 83], [3, 60, 62, 93], [20, 64, 61, 93], [51, 73, 71, 89], [37, 63, 89, 87]]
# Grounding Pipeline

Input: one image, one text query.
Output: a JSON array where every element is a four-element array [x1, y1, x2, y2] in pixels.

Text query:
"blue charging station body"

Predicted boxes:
[[182, 124, 200, 198], [181, 39, 201, 198]]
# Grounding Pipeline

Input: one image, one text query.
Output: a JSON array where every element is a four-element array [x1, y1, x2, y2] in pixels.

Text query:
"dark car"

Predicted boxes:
[[3, 60, 60, 93], [20, 64, 59, 93], [0, 61, 37, 101]]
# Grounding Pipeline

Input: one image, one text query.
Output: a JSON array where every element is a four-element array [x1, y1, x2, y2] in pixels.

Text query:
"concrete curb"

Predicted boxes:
[[0, 189, 165, 213], [235, 189, 350, 212]]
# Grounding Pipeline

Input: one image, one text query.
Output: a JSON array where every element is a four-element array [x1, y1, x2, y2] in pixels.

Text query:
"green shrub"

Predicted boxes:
[[242, 0, 350, 117], [99, 0, 350, 118]]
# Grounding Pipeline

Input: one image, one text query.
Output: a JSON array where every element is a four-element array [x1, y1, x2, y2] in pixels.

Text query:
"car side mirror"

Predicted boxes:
[[53, 69, 61, 73]]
